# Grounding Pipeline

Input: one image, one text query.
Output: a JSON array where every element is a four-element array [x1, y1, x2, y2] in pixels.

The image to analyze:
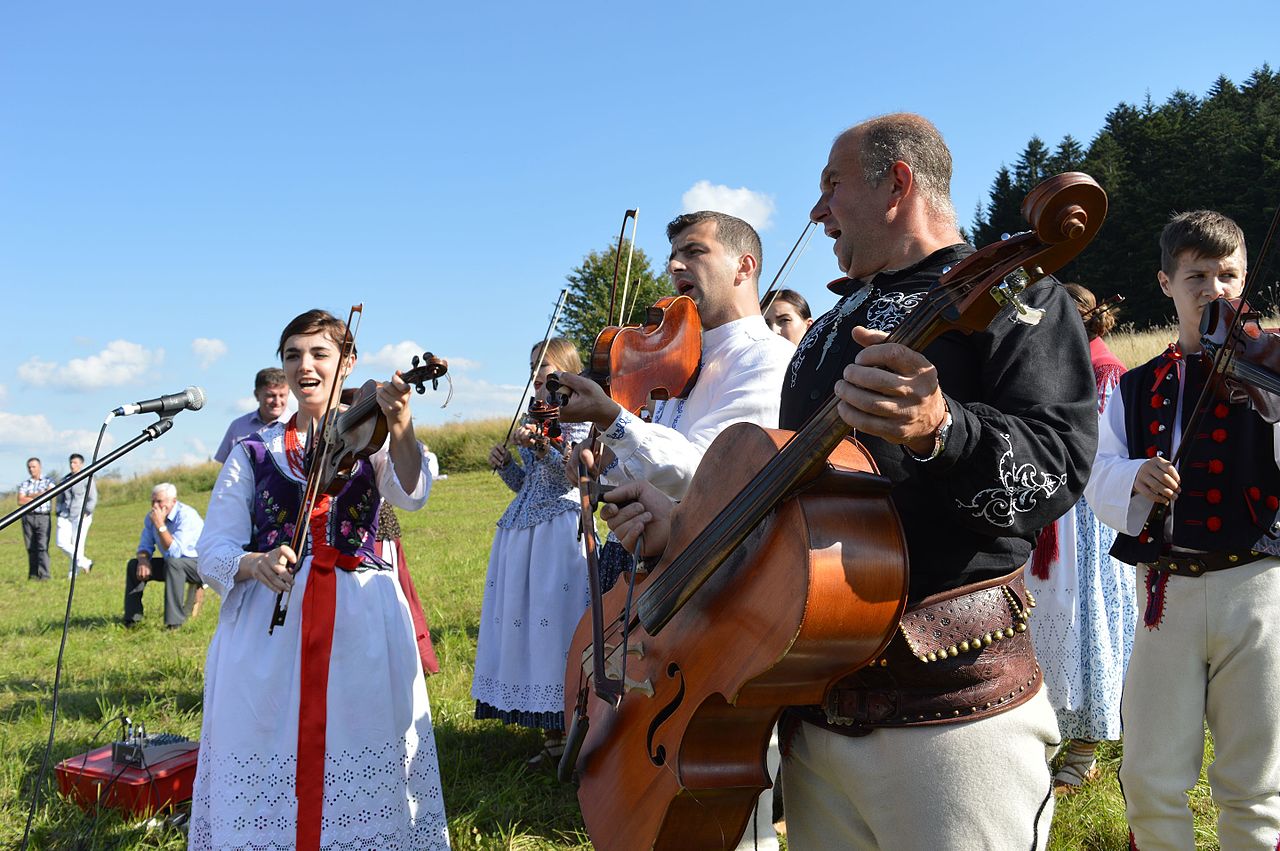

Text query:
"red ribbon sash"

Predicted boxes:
[[295, 495, 361, 851]]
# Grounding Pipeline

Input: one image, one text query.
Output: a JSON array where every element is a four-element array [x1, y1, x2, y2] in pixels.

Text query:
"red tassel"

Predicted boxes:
[[1031, 523, 1058, 580]]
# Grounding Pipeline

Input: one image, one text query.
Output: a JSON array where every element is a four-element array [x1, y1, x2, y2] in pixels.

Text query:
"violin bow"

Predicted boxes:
[[617, 209, 643, 326], [269, 303, 363, 634], [1138, 202, 1280, 542], [759, 220, 818, 316], [1080, 293, 1125, 323], [498, 288, 571, 460], [605, 209, 639, 327]]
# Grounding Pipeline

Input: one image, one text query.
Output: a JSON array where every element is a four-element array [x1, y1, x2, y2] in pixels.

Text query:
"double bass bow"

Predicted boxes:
[[561, 173, 1108, 851]]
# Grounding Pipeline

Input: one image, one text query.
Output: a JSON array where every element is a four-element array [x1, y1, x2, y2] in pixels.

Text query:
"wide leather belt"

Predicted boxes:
[[1151, 550, 1266, 576], [815, 568, 1041, 735]]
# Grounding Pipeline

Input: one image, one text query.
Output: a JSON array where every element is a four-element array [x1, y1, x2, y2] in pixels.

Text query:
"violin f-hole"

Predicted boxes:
[[646, 662, 685, 766]]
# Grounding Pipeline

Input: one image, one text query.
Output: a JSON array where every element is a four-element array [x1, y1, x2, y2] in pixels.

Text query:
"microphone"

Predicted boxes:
[[112, 386, 207, 417]]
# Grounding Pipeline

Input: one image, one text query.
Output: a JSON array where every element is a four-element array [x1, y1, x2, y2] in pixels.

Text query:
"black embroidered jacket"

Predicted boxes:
[[779, 245, 1098, 603]]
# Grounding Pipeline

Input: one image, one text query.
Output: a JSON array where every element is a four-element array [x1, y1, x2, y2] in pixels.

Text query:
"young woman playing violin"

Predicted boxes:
[[474, 337, 591, 765], [191, 309, 450, 851]]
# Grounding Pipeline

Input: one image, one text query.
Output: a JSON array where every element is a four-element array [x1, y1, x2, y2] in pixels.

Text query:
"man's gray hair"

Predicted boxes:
[[848, 113, 957, 227], [152, 482, 178, 500]]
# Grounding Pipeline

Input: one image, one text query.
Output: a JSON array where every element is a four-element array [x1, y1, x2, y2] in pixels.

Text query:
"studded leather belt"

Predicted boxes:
[[800, 568, 1041, 736], [1151, 550, 1266, 576]]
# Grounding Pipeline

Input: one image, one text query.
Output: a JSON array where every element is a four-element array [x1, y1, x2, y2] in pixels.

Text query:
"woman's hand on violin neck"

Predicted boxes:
[[512, 425, 539, 448], [552, 372, 622, 429], [376, 371, 415, 435], [239, 545, 297, 592], [601, 480, 671, 558], [834, 326, 946, 452]]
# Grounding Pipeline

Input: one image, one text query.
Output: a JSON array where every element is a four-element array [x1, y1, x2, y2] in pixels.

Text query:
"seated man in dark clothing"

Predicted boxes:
[[123, 482, 204, 628]]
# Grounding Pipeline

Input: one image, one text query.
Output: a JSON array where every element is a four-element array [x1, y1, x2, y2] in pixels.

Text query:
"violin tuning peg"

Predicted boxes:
[[414, 382, 426, 394], [431, 378, 439, 390], [412, 355, 421, 368]]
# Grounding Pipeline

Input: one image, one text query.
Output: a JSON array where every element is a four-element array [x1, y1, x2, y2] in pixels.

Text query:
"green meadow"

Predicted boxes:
[[0, 412, 1223, 849]]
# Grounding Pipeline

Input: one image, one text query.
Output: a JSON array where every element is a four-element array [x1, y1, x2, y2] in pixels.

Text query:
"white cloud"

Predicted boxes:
[[18, 340, 164, 390], [0, 385, 7, 404], [0, 411, 114, 454], [360, 341, 434, 372], [234, 395, 259, 413], [191, 338, 228, 369], [681, 181, 776, 231]]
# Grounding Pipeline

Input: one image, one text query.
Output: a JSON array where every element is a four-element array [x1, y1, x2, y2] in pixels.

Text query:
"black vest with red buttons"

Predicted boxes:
[[1110, 344, 1280, 566]]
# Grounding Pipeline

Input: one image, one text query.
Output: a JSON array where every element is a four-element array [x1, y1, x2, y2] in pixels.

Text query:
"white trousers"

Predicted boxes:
[[56, 515, 92, 570], [734, 727, 780, 851], [782, 687, 1058, 851], [1121, 559, 1280, 850]]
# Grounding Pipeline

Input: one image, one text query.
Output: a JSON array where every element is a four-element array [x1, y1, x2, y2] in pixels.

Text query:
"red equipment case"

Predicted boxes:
[[55, 741, 199, 817]]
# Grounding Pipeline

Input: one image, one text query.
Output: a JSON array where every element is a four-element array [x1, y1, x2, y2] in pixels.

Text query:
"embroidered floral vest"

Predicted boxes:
[[239, 432, 384, 565], [1110, 345, 1280, 565]]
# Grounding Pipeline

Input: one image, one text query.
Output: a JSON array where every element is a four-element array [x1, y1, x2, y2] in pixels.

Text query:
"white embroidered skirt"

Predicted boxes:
[[189, 560, 450, 850], [472, 513, 589, 729]]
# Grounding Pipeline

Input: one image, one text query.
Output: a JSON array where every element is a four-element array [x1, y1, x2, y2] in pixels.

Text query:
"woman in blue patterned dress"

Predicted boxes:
[[1026, 283, 1137, 793], [472, 337, 590, 763]]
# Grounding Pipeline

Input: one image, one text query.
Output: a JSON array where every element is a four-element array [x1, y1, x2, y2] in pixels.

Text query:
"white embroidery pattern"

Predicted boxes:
[[789, 284, 875, 388], [864, 291, 927, 333], [955, 433, 1065, 527]]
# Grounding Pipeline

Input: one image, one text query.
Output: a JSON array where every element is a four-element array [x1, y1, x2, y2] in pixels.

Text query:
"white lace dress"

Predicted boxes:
[[190, 424, 450, 850]]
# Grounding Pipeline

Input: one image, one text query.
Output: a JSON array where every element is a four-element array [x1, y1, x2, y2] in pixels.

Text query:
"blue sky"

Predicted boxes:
[[2, 1, 1277, 481]]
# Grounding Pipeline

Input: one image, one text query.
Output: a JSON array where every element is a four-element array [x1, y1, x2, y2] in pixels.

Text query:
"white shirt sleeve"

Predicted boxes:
[[599, 337, 788, 500], [1084, 386, 1153, 536], [197, 442, 255, 599], [371, 439, 432, 510]]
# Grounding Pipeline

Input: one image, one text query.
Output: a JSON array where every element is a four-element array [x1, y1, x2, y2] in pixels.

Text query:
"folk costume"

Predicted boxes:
[[778, 245, 1098, 850], [472, 420, 591, 731], [191, 419, 449, 851], [377, 501, 440, 675], [1086, 343, 1280, 849], [1026, 336, 1136, 746]]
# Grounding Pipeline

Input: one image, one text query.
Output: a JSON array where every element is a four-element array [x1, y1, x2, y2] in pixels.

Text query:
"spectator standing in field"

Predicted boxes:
[[1025, 283, 1136, 793], [56, 453, 98, 577], [213, 367, 290, 463], [17, 457, 54, 581]]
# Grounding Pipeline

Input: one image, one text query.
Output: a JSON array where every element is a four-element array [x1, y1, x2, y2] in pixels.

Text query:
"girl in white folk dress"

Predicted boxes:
[[1026, 284, 1136, 794], [473, 337, 590, 765], [191, 309, 450, 850]]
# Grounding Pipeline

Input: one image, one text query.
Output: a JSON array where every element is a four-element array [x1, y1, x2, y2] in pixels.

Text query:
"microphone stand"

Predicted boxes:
[[0, 416, 175, 533]]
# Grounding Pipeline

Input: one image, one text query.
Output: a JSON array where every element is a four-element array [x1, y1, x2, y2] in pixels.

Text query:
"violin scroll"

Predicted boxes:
[[406, 353, 448, 394]]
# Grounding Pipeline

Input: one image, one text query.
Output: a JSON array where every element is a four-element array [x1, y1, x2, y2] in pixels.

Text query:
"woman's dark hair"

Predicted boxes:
[[763, 288, 812, 320], [277, 309, 358, 359]]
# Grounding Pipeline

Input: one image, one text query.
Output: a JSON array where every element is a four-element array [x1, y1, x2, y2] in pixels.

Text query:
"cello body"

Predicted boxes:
[[565, 423, 908, 850]]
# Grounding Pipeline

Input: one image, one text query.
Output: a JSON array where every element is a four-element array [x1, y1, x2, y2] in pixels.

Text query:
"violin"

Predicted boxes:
[[550, 295, 702, 417], [1199, 297, 1280, 422], [307, 353, 449, 495], [560, 172, 1107, 851], [523, 397, 564, 456]]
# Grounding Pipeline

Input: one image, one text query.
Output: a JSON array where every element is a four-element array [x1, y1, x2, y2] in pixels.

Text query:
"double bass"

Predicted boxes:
[[562, 173, 1108, 850]]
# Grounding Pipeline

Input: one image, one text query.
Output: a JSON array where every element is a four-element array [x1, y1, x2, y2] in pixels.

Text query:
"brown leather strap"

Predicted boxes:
[[1152, 550, 1265, 576], [812, 569, 1041, 734]]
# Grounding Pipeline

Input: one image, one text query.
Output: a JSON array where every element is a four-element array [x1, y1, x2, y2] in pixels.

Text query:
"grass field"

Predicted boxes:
[[0, 338, 1235, 849]]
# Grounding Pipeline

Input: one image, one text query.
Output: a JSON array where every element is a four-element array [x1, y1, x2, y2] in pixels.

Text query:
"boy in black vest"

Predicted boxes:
[[1085, 210, 1280, 849]]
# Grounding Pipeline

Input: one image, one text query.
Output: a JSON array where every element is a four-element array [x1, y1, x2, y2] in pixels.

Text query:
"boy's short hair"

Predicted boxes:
[[1160, 210, 1247, 275]]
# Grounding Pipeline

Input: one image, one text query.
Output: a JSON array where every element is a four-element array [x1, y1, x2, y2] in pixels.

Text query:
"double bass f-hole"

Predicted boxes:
[[645, 662, 685, 767]]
